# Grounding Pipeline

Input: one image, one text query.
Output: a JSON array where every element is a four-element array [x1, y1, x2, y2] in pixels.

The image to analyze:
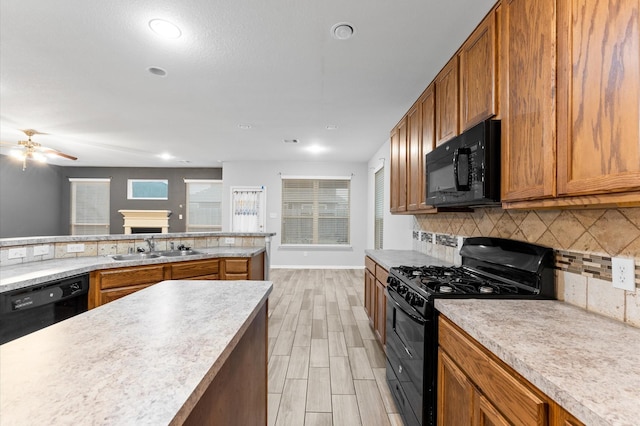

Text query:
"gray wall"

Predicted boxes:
[[62, 167, 222, 234], [223, 161, 368, 268], [0, 154, 64, 237], [0, 155, 222, 237]]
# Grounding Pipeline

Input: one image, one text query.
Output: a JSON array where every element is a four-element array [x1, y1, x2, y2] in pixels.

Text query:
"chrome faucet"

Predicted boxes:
[[144, 237, 155, 252]]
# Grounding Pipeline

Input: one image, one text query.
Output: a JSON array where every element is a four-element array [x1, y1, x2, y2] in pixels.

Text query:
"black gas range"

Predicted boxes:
[[384, 237, 555, 426]]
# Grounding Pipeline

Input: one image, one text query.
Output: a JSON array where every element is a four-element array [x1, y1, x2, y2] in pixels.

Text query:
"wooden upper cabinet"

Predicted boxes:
[[390, 118, 408, 213], [459, 7, 499, 131], [556, 0, 640, 197], [420, 85, 437, 210], [435, 56, 460, 146], [407, 98, 422, 211], [501, 0, 557, 202]]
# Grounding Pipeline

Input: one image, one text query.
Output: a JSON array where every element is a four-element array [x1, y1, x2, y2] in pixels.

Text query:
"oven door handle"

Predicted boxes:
[[386, 288, 426, 325]]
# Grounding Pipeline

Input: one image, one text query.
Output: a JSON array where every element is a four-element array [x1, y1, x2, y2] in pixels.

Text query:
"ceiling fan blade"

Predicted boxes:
[[41, 148, 78, 161]]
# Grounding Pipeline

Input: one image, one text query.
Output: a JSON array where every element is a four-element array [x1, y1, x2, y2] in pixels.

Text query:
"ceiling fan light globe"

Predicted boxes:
[[9, 149, 25, 160]]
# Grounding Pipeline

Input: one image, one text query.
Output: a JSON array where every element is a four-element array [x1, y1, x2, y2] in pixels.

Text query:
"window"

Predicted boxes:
[[185, 179, 223, 232], [70, 178, 110, 235], [374, 167, 384, 249], [281, 177, 350, 245]]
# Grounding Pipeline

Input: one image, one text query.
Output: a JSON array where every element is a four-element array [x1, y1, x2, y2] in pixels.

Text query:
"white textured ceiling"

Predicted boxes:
[[0, 0, 495, 168]]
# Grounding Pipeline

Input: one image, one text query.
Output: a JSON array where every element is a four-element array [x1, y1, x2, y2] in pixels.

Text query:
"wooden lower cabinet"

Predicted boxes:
[[90, 253, 265, 309], [438, 316, 584, 426], [364, 256, 388, 348]]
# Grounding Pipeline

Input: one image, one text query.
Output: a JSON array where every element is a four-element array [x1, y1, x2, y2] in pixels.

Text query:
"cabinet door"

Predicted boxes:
[[501, 0, 557, 202], [557, 0, 640, 197], [389, 126, 402, 213], [170, 259, 220, 280], [459, 8, 499, 130], [474, 391, 511, 426], [437, 349, 473, 426], [435, 56, 460, 146], [375, 279, 386, 346], [364, 268, 375, 320], [407, 100, 422, 211], [420, 85, 437, 210]]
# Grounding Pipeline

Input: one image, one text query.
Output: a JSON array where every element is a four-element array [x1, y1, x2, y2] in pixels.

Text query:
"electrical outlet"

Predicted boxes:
[[224, 237, 235, 245], [8, 248, 27, 259], [67, 243, 85, 253], [612, 257, 635, 291], [34, 245, 50, 256]]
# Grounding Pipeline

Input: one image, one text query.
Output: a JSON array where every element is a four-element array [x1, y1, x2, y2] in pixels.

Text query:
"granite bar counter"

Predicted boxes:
[[0, 279, 272, 425], [435, 299, 640, 426], [0, 246, 265, 293]]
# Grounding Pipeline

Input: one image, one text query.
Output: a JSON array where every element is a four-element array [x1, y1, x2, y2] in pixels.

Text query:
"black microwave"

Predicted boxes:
[[425, 119, 500, 207]]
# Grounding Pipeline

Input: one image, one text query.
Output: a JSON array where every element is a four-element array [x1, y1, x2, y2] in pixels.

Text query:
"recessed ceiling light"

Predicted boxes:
[[331, 23, 354, 40], [158, 153, 173, 160], [147, 66, 167, 77], [326, 124, 338, 130], [149, 19, 182, 39], [238, 124, 252, 130], [306, 145, 326, 154]]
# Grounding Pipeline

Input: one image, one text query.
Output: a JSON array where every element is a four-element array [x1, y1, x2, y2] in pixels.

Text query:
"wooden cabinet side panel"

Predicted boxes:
[[459, 9, 499, 130], [435, 56, 460, 146], [439, 317, 548, 426], [557, 0, 640, 196], [375, 279, 386, 346], [364, 269, 374, 319], [184, 303, 268, 426], [501, 0, 557, 202], [249, 252, 265, 280]]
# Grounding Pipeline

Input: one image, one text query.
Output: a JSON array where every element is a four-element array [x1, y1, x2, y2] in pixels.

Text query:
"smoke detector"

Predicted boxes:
[[331, 23, 355, 40]]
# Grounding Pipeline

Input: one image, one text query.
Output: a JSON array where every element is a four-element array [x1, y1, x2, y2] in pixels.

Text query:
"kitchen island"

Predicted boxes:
[[0, 279, 272, 425]]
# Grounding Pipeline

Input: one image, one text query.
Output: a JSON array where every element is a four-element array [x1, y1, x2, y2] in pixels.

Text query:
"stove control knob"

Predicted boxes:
[[397, 285, 407, 295]]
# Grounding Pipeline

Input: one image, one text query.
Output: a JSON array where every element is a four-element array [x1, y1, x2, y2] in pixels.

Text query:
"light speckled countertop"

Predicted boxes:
[[364, 249, 451, 271], [0, 279, 272, 425], [0, 247, 265, 293], [435, 299, 640, 426]]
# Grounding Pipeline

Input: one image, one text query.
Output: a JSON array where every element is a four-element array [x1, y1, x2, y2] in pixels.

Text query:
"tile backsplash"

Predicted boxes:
[[413, 207, 640, 327]]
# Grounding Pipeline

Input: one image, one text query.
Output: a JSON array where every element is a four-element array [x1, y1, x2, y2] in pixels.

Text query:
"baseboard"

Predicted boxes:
[[270, 265, 365, 270]]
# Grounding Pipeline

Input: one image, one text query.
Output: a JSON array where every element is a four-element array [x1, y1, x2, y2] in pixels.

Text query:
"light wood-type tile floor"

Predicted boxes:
[[267, 269, 402, 426]]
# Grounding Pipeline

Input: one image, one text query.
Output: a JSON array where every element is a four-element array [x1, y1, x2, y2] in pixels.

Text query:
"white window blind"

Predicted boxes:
[[185, 179, 222, 232], [374, 167, 384, 249], [281, 177, 350, 245], [70, 178, 110, 235]]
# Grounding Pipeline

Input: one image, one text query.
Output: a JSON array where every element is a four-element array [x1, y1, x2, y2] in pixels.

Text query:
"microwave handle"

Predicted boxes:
[[453, 147, 471, 191]]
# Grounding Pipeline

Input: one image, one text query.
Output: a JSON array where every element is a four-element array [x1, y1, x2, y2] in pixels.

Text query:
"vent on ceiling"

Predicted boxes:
[[283, 139, 299, 144]]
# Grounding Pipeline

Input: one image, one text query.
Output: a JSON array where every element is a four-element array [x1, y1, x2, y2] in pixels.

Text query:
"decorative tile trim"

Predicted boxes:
[[435, 234, 458, 248]]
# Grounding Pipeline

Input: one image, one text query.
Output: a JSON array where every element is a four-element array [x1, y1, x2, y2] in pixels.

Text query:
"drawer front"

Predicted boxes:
[[99, 265, 166, 289], [439, 317, 547, 426], [100, 283, 153, 304], [375, 264, 389, 285], [224, 273, 249, 281], [365, 256, 376, 274], [171, 260, 220, 280], [225, 259, 249, 274]]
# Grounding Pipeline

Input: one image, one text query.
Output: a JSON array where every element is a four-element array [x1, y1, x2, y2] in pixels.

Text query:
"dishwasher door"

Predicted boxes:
[[0, 274, 89, 344]]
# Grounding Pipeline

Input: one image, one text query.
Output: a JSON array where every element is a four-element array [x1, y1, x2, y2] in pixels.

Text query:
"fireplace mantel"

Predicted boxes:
[[118, 210, 171, 234]]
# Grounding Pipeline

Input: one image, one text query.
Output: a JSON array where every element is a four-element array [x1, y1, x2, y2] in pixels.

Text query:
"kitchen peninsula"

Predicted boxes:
[[0, 279, 272, 425]]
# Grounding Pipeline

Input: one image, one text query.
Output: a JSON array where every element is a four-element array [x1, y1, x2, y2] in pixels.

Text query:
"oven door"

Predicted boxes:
[[385, 286, 427, 426]]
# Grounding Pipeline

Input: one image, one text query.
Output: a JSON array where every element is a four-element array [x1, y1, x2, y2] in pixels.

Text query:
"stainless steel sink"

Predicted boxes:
[[158, 249, 201, 257], [111, 253, 162, 261]]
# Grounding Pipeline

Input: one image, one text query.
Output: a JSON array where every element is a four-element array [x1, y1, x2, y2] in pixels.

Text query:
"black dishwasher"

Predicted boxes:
[[0, 274, 89, 344]]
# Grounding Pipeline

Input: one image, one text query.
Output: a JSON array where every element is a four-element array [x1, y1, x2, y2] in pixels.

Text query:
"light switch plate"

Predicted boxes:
[[8, 248, 27, 259], [612, 257, 635, 291], [34, 245, 50, 256], [67, 243, 85, 253]]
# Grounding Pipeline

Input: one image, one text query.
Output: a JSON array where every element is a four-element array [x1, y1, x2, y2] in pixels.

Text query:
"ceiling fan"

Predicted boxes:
[[1, 129, 77, 171]]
